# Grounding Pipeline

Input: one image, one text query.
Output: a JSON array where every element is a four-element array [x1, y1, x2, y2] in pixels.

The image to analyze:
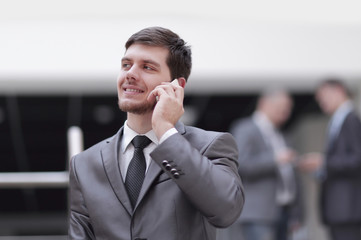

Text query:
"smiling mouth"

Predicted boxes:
[[124, 88, 144, 93]]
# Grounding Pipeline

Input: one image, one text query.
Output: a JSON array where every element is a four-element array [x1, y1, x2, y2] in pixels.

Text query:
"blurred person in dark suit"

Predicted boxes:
[[68, 26, 244, 240], [229, 90, 302, 240], [300, 79, 361, 240]]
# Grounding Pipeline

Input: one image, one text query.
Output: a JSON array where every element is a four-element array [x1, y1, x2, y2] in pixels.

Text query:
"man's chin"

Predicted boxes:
[[118, 101, 155, 115]]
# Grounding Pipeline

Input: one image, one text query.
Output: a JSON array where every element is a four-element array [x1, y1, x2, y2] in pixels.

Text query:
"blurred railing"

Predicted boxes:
[[0, 126, 83, 238], [0, 171, 69, 188], [0, 126, 82, 188], [0, 236, 67, 240]]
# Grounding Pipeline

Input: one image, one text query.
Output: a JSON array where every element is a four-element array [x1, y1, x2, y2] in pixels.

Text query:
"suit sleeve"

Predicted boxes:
[[230, 121, 278, 181], [68, 156, 96, 240], [150, 131, 244, 228], [327, 113, 361, 177]]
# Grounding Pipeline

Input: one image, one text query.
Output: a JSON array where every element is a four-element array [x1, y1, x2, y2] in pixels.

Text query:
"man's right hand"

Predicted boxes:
[[147, 81, 185, 140], [297, 152, 323, 172], [276, 149, 297, 165]]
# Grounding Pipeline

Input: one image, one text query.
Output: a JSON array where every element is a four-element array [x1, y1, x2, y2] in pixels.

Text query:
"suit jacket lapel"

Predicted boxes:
[[135, 122, 186, 210], [252, 120, 273, 151], [101, 128, 133, 215], [136, 160, 162, 209], [326, 112, 351, 153]]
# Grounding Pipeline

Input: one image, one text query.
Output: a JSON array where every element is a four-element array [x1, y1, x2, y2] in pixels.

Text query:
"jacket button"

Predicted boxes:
[[162, 160, 169, 166], [165, 164, 172, 170], [170, 168, 178, 174], [173, 172, 180, 179]]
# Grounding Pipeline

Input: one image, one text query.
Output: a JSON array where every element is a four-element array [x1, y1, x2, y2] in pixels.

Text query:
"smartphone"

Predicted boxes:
[[171, 79, 180, 86], [155, 79, 179, 101]]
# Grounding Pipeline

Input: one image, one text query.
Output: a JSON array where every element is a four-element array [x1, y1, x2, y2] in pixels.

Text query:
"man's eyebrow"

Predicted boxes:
[[143, 59, 161, 68], [121, 57, 131, 62], [121, 57, 161, 68]]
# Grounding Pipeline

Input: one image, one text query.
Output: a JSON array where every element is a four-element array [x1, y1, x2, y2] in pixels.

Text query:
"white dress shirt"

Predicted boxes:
[[119, 121, 178, 181], [253, 111, 296, 205], [328, 100, 353, 145]]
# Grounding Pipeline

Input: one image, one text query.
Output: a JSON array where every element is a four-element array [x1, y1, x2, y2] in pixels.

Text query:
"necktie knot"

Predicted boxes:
[[132, 135, 151, 150]]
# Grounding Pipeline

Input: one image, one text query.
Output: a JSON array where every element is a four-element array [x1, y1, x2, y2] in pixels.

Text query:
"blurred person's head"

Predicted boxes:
[[257, 89, 293, 127], [316, 79, 350, 115]]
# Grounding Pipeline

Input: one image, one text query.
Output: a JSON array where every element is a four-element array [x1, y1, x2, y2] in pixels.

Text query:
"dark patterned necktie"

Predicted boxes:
[[125, 135, 151, 208]]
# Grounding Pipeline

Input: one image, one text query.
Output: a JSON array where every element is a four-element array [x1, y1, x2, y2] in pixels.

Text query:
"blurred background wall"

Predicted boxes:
[[0, 0, 360, 239]]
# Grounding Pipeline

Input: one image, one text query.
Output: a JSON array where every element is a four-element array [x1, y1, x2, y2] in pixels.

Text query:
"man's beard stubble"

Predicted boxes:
[[118, 99, 156, 115]]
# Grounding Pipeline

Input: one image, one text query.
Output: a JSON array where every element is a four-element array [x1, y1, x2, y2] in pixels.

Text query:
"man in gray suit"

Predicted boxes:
[[229, 90, 301, 240], [68, 26, 244, 240]]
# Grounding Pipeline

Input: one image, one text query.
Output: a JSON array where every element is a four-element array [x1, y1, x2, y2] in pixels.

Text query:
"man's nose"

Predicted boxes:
[[126, 65, 139, 81]]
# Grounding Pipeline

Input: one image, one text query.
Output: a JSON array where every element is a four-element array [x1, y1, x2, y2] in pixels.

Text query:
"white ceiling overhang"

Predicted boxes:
[[1, 0, 360, 94]]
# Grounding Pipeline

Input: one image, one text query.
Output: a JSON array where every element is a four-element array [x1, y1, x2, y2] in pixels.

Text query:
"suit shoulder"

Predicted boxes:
[[184, 125, 226, 137], [343, 111, 361, 129], [229, 117, 256, 134], [73, 134, 116, 160], [183, 125, 235, 146], [343, 111, 361, 134], [346, 111, 361, 123]]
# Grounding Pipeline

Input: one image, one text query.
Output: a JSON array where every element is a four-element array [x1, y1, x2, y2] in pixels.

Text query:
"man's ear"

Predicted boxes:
[[177, 77, 186, 88]]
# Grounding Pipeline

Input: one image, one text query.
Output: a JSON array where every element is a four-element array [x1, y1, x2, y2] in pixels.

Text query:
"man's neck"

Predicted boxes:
[[126, 112, 153, 134]]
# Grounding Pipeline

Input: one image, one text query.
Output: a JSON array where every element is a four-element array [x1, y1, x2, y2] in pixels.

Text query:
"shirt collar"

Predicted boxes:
[[121, 120, 159, 153], [332, 100, 353, 121]]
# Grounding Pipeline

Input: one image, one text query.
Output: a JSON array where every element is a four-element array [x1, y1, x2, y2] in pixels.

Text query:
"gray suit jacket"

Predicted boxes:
[[230, 117, 300, 223], [69, 122, 244, 240]]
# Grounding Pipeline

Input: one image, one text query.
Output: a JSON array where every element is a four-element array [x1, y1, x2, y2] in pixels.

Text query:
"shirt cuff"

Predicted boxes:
[[159, 128, 178, 144]]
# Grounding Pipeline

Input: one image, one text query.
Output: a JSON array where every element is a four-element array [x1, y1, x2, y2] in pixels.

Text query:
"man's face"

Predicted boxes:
[[262, 93, 292, 127], [117, 44, 171, 114], [316, 85, 339, 115], [270, 94, 293, 127]]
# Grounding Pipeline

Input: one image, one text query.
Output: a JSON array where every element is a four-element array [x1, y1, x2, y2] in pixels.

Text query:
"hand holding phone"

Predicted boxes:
[[297, 152, 324, 172], [170, 79, 180, 87], [156, 79, 179, 101], [149, 78, 185, 139]]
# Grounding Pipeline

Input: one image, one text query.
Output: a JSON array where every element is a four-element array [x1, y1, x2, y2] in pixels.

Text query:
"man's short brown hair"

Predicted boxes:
[[318, 78, 351, 97], [125, 26, 192, 81]]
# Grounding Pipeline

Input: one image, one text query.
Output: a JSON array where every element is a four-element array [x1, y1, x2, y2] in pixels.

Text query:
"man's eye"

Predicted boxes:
[[122, 63, 131, 69], [144, 65, 154, 70]]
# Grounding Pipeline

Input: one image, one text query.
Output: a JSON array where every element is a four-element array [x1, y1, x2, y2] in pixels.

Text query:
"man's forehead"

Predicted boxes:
[[125, 44, 168, 55], [123, 44, 168, 63], [319, 85, 336, 93]]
